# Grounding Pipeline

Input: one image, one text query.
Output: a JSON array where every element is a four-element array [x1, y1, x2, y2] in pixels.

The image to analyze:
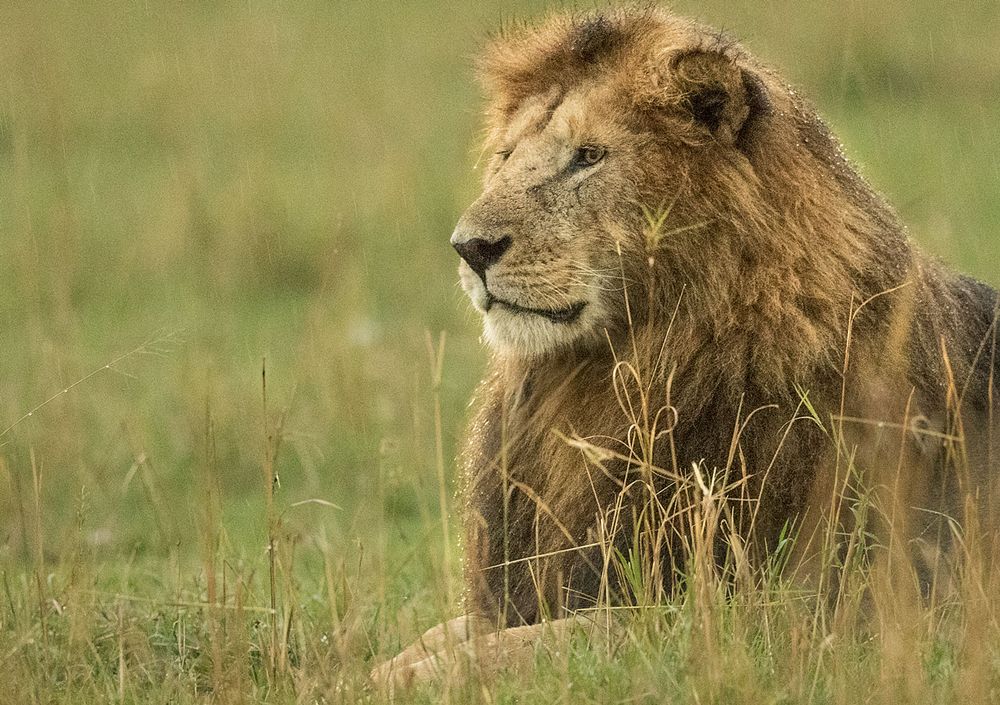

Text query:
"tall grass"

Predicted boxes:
[[373, 289, 1000, 703], [1, 1, 999, 703]]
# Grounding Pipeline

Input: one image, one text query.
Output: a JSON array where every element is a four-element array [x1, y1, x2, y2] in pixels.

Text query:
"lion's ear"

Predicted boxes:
[[667, 48, 770, 149]]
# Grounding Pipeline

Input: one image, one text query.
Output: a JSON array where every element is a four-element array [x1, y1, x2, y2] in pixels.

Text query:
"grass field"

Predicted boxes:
[[2, 1, 1000, 702]]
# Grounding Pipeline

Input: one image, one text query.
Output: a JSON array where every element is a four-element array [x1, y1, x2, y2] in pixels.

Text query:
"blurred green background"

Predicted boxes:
[[0, 0, 998, 688]]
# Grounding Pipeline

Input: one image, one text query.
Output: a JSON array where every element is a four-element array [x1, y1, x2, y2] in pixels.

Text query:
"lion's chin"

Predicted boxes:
[[480, 303, 600, 358]]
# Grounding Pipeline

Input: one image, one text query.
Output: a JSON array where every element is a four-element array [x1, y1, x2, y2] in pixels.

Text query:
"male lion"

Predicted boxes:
[[374, 5, 1000, 689]]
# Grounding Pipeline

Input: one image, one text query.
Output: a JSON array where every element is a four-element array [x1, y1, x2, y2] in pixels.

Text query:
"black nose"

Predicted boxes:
[[453, 236, 512, 279]]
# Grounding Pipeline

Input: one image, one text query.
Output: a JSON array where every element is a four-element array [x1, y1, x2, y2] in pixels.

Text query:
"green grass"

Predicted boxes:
[[1, 1, 999, 702]]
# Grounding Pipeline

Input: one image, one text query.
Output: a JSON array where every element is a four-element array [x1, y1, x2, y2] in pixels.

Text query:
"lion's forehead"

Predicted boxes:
[[500, 86, 563, 143], [499, 83, 624, 150]]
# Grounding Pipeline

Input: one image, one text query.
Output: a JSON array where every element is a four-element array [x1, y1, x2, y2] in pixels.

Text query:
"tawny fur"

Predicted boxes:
[[445, 6, 1000, 628]]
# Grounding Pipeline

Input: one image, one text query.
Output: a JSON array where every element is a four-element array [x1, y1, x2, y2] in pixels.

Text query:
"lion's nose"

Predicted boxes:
[[452, 235, 512, 279]]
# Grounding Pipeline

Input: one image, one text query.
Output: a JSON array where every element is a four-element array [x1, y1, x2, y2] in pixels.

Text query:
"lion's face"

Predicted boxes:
[[453, 11, 791, 359], [453, 83, 644, 357]]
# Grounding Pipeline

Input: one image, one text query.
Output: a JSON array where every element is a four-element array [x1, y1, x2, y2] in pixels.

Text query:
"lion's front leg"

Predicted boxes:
[[369, 614, 493, 690], [370, 614, 604, 693]]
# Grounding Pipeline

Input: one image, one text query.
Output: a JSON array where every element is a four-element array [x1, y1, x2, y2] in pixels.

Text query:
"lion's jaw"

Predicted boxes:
[[458, 256, 610, 357]]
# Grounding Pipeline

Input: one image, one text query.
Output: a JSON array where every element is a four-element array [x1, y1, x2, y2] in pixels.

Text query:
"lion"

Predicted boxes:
[[372, 5, 1000, 689]]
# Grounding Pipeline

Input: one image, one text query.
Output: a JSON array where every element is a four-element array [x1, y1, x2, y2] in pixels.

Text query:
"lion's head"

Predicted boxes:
[[453, 8, 880, 367], [452, 74, 647, 357]]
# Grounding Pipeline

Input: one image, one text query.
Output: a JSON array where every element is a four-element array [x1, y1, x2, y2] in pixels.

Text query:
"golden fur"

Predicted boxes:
[[454, 5, 999, 624], [375, 4, 1000, 688]]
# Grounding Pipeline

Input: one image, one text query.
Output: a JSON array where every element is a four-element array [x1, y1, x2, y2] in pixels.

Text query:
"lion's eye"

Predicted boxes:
[[571, 145, 607, 169], [496, 149, 513, 162]]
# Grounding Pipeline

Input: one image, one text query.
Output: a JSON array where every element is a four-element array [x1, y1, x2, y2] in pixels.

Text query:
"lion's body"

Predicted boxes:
[[450, 7, 1000, 627], [462, 271, 1000, 625]]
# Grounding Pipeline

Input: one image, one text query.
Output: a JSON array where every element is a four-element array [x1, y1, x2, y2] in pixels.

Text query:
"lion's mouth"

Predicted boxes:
[[485, 294, 586, 324]]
